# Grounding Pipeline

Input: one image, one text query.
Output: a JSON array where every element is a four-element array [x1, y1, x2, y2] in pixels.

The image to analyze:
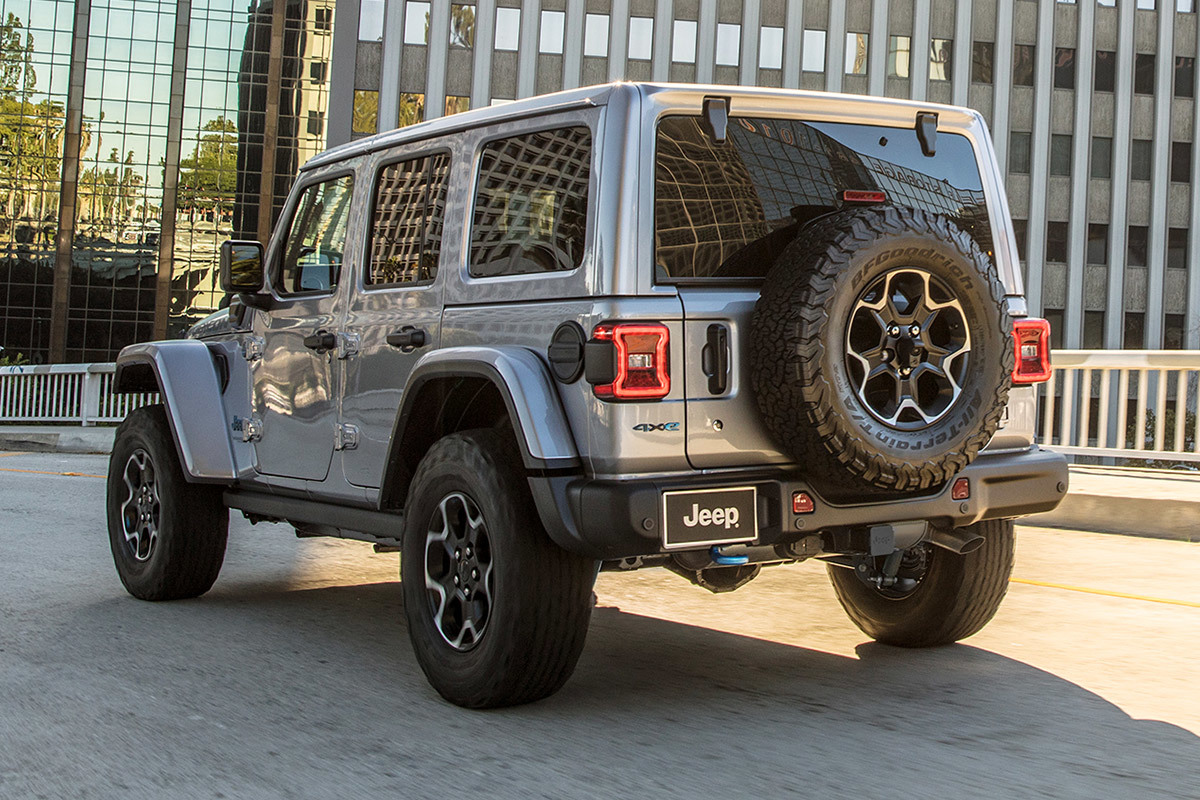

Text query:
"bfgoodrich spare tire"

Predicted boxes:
[[751, 206, 1013, 493]]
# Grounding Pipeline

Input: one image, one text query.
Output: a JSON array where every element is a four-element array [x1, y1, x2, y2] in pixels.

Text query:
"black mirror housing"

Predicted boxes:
[[220, 240, 266, 294]]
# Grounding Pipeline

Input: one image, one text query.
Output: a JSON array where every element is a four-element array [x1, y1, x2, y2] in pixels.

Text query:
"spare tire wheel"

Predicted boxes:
[[751, 207, 1014, 493]]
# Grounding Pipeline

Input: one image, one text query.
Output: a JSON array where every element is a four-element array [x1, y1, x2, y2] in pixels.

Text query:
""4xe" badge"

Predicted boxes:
[[632, 422, 680, 433]]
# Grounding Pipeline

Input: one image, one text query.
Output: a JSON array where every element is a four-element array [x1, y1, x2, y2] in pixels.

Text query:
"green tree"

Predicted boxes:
[[0, 12, 36, 99], [450, 5, 476, 48], [178, 116, 238, 211]]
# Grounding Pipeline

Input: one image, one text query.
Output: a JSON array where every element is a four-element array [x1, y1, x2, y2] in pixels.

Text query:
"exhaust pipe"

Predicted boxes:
[[929, 526, 985, 555]]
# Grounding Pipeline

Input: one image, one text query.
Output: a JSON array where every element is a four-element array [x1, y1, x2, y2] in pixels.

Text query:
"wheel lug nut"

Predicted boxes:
[[454, 549, 461, 561], [465, 546, 472, 557], [453, 575, 460, 585], [909, 324, 920, 336], [471, 569, 479, 580], [888, 325, 900, 337], [881, 349, 892, 362]]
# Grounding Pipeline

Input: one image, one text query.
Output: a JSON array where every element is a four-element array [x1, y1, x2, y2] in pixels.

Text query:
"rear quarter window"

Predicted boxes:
[[654, 116, 992, 281]]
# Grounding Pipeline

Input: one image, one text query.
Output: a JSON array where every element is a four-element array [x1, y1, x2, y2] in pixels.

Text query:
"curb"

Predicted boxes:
[[1024, 495, 1200, 543], [0, 428, 115, 455]]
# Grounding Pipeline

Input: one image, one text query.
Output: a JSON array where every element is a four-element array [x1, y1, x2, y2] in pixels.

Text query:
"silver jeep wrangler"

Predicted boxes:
[[106, 82, 1068, 708]]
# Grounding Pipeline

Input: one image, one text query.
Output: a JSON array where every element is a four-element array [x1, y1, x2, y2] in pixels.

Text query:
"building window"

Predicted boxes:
[[1046, 221, 1069, 263], [310, 61, 327, 83], [1083, 311, 1105, 349], [1173, 141, 1193, 183], [1013, 44, 1035, 86], [1054, 48, 1076, 89], [367, 153, 451, 286], [1135, 53, 1156, 94], [469, 127, 592, 277], [494, 7, 520, 51], [1051, 134, 1073, 176], [1137, 0, 1156, 8], [929, 38, 952, 81], [1012, 218, 1028, 261], [1128, 225, 1149, 267], [1091, 137, 1112, 179], [1087, 224, 1109, 265], [444, 95, 469, 116], [1095, 50, 1116, 92], [972, 41, 993, 84], [1123, 312, 1144, 349], [1165, 314, 1185, 349], [450, 4, 475, 48], [672, 19, 697, 63], [803, 30, 827, 73], [404, 1, 430, 45], [1131, 139, 1153, 181], [1044, 309, 1065, 350], [353, 90, 379, 135], [398, 92, 425, 128], [628, 17, 654, 61], [584, 14, 608, 57], [846, 33, 869, 75], [1181, 0, 1197, 13], [307, 110, 325, 137], [540, 10, 565, 54], [716, 23, 740, 67], [759, 26, 783, 70], [315, 7, 333, 31], [1169, 228, 1189, 269], [359, 0, 385, 40], [1176, 57, 1195, 97], [1010, 132, 1031, 174], [888, 35, 911, 78]]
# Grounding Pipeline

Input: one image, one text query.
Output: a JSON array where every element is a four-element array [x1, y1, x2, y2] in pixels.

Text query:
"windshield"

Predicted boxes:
[[654, 116, 992, 281]]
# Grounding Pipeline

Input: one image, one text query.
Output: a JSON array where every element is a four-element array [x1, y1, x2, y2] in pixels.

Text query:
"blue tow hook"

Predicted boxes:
[[710, 545, 749, 566]]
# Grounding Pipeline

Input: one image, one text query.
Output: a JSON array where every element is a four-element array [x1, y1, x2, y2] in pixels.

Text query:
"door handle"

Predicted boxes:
[[386, 326, 428, 351], [701, 324, 730, 395], [303, 329, 337, 352]]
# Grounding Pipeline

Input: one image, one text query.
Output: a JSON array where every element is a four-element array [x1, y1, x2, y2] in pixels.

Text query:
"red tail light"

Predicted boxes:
[[1012, 318, 1052, 384], [590, 323, 670, 400], [842, 189, 887, 204]]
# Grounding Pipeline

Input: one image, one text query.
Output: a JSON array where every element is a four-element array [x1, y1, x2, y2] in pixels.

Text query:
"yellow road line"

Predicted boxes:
[[1010, 577, 1200, 608], [0, 467, 105, 479], [0, 451, 30, 457]]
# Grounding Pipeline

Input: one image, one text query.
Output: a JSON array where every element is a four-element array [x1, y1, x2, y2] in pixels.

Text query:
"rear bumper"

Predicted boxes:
[[531, 447, 1069, 559]]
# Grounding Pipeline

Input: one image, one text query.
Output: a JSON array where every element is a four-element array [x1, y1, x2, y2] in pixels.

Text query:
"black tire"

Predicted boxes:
[[751, 207, 1014, 493], [827, 519, 1015, 647], [106, 404, 228, 600], [401, 429, 597, 708]]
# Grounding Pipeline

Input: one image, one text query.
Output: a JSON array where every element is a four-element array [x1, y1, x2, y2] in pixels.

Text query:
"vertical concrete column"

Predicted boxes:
[[868, 0, 888, 97], [153, 0, 192, 341], [1023, 0, 1056, 319], [909, 0, 931, 101], [652, 0, 672, 82], [518, 0, 540, 96], [1144, 5, 1176, 348], [695, 0, 717, 83], [424, 1, 451, 118], [826, 2, 846, 93], [256, 0, 288, 245], [992, 0, 1015, 173], [50, 0, 91, 362], [472, 0, 497, 105], [563, 0, 586, 88], [328, 0, 361, 144], [951, 0, 971, 106], [1105, 0, 1136, 348], [1064, 0, 1095, 348], [782, 0, 804, 89], [607, 0, 630, 81], [739, 0, 761, 86], [1188, 17, 1200, 347]]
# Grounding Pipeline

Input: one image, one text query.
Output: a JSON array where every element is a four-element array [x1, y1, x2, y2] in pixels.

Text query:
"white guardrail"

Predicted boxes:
[[0, 363, 157, 426], [2, 353, 1200, 465], [1039, 350, 1200, 463]]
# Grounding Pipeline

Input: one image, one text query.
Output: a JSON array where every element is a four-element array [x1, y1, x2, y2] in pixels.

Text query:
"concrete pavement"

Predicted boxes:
[[0, 451, 1196, 799]]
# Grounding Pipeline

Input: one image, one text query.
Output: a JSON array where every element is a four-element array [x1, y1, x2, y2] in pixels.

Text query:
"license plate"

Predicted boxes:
[[662, 486, 758, 550]]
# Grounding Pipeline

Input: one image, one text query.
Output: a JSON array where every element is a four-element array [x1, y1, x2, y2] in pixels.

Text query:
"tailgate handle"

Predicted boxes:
[[701, 324, 730, 395]]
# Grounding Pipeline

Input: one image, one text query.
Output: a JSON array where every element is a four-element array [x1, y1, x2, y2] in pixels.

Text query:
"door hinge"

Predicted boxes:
[[334, 422, 359, 451], [242, 335, 264, 362], [337, 331, 361, 360], [233, 415, 262, 442]]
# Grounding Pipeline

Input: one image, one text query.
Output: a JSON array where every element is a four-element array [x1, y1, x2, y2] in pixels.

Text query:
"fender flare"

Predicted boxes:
[[112, 341, 237, 481]]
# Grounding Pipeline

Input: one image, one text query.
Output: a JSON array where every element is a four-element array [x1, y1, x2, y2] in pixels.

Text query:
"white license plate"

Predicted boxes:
[[661, 486, 758, 550]]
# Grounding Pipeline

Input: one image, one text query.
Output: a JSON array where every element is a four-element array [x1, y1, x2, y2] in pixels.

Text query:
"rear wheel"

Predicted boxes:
[[826, 519, 1014, 647], [105, 405, 228, 600], [401, 429, 597, 708]]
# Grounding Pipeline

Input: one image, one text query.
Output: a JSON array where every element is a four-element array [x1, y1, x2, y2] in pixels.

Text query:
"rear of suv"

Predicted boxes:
[[106, 82, 1067, 708]]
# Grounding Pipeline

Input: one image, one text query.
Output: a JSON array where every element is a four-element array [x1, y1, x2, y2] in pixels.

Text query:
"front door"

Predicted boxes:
[[252, 173, 356, 481]]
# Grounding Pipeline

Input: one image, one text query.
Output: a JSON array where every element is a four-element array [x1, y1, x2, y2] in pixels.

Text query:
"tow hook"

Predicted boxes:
[[855, 548, 920, 593]]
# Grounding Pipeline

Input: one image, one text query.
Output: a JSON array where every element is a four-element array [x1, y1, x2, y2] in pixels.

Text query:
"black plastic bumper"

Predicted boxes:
[[530, 447, 1069, 560]]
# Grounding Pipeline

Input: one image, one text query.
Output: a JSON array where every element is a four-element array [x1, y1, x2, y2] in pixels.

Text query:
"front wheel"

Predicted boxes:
[[401, 429, 597, 708], [827, 519, 1014, 647]]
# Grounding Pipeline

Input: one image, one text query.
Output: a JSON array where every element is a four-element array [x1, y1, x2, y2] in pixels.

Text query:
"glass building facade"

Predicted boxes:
[[0, 0, 337, 364]]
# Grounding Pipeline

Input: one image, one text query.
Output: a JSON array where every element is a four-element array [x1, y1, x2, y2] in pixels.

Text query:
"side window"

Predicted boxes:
[[275, 175, 355, 295], [469, 126, 591, 277], [367, 152, 451, 287]]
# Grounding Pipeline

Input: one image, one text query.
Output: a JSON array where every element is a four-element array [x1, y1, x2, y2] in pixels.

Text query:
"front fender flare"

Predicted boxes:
[[113, 341, 237, 481]]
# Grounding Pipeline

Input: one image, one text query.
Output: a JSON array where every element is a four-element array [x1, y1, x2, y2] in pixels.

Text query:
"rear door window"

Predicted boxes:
[[654, 116, 991, 281], [469, 126, 592, 277], [367, 152, 451, 287]]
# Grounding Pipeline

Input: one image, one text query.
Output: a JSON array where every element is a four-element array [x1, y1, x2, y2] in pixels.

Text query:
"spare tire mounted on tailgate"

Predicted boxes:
[[751, 206, 1014, 493]]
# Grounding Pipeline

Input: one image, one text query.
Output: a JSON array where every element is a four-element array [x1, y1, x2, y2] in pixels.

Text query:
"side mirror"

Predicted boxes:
[[220, 240, 265, 294]]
